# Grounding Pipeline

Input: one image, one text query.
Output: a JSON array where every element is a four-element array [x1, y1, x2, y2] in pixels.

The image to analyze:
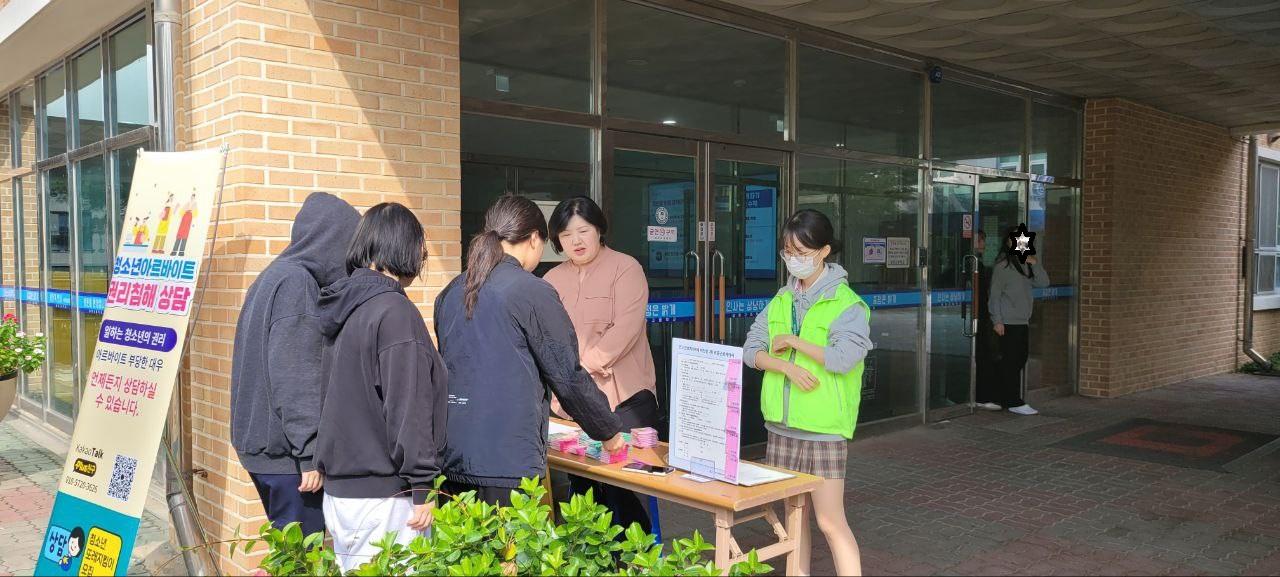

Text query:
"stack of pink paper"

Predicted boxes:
[[630, 427, 658, 448]]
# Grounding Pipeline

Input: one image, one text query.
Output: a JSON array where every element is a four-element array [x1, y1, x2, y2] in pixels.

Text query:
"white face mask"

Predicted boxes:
[[783, 253, 820, 280]]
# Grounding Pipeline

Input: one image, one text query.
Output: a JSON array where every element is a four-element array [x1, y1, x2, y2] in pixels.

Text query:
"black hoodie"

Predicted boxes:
[[314, 268, 448, 505], [231, 192, 359, 475]]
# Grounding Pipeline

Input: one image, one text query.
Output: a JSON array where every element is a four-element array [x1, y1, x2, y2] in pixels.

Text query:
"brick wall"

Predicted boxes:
[[1080, 98, 1249, 397], [179, 0, 460, 572]]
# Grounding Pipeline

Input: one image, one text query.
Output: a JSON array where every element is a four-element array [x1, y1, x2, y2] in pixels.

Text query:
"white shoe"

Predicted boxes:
[[1008, 404, 1039, 416], [976, 402, 1003, 411]]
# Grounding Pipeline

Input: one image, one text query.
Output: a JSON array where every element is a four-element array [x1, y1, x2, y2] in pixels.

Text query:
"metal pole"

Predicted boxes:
[[154, 0, 218, 574], [1244, 136, 1271, 369]]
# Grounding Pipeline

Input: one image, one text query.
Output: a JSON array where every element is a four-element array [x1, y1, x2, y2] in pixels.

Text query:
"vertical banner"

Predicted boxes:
[[36, 149, 224, 576]]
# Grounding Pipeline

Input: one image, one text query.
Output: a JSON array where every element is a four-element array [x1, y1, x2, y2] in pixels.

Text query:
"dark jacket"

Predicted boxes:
[[434, 256, 622, 488], [314, 268, 448, 505], [231, 192, 359, 474]]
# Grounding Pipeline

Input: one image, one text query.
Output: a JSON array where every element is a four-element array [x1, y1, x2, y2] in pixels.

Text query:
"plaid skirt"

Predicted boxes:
[[763, 432, 848, 480]]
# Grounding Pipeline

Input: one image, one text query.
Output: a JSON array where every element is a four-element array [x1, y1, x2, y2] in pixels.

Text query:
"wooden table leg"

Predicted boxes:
[[785, 494, 812, 576], [714, 508, 734, 570]]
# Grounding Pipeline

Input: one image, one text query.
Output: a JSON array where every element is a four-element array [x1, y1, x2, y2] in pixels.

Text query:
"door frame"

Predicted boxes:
[[923, 170, 981, 423]]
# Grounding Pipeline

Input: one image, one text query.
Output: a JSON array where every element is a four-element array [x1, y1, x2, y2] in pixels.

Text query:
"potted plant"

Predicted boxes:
[[0, 313, 46, 421], [233, 477, 771, 577]]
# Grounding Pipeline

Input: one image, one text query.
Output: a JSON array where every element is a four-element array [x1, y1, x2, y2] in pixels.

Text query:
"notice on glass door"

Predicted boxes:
[[862, 238, 887, 265], [886, 237, 911, 269], [668, 339, 743, 484]]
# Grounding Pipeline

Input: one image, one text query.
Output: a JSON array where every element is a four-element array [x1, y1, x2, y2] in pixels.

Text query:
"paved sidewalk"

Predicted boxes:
[[0, 416, 178, 576], [661, 373, 1280, 576]]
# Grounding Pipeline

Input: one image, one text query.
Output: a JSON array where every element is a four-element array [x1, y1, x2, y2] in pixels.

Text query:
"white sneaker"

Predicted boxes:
[[976, 402, 1003, 411], [1008, 404, 1039, 416]]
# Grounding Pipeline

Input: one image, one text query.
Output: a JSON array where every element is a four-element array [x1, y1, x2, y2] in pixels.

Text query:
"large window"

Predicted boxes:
[[2, 12, 152, 429], [461, 0, 593, 112], [460, 114, 589, 275], [797, 155, 921, 421], [1256, 159, 1280, 309], [932, 81, 1025, 170], [607, 0, 786, 141], [798, 46, 921, 158]]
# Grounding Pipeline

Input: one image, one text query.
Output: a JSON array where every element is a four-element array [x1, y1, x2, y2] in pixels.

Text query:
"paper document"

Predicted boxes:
[[548, 421, 580, 438], [736, 462, 795, 487], [667, 339, 744, 484]]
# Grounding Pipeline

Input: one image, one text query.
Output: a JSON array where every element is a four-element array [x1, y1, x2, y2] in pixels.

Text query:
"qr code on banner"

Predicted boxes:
[[107, 454, 138, 502]]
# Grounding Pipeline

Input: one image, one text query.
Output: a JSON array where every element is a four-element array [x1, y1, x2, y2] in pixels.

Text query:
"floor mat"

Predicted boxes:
[[1051, 418, 1278, 471]]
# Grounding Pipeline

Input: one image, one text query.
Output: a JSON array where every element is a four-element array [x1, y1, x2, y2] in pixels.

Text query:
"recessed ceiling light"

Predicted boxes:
[[733, 79, 747, 87], [627, 58, 649, 66], [662, 119, 678, 125]]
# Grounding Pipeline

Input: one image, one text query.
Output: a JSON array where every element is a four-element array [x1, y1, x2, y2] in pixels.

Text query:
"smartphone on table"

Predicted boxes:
[[621, 462, 674, 476]]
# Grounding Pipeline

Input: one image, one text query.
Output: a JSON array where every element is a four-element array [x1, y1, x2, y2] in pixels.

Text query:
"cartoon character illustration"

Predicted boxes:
[[152, 192, 176, 254], [131, 217, 144, 246], [58, 527, 84, 570], [171, 189, 197, 257]]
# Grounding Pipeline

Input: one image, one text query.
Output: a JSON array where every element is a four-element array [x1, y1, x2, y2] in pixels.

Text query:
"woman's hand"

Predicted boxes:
[[994, 323, 1006, 337], [603, 433, 627, 453], [298, 471, 323, 493], [771, 335, 795, 354], [785, 363, 819, 391], [1025, 256, 1038, 266], [406, 501, 434, 531]]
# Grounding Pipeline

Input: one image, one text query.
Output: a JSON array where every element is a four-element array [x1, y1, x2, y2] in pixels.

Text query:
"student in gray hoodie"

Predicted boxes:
[[230, 192, 359, 537], [988, 227, 1050, 415], [742, 209, 873, 576]]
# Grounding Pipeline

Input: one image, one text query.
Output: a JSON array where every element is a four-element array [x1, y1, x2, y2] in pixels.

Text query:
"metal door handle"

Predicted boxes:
[[713, 250, 726, 343], [685, 250, 703, 341], [962, 254, 978, 338]]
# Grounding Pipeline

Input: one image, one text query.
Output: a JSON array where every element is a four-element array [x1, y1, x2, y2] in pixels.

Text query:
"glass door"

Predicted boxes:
[[605, 133, 700, 439], [605, 133, 784, 445], [927, 171, 979, 421], [707, 144, 786, 447]]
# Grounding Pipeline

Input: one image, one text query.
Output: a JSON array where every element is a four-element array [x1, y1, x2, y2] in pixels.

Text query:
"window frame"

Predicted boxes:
[[1255, 147, 1280, 310]]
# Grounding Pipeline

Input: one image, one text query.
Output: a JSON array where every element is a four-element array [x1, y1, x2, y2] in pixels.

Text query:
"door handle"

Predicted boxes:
[[962, 254, 978, 338], [685, 250, 703, 341], [713, 250, 726, 343]]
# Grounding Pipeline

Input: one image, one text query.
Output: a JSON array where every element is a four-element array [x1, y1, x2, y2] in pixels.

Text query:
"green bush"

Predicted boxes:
[[236, 477, 771, 576], [1238, 350, 1280, 374]]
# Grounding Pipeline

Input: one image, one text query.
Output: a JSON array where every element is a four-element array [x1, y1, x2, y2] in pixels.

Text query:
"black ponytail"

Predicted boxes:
[[463, 194, 548, 318]]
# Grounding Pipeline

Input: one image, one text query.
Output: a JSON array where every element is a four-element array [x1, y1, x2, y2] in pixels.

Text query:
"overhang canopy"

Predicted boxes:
[[725, 0, 1280, 133]]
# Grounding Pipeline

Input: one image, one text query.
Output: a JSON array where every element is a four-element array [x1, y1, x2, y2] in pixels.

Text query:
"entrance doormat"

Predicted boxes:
[[1052, 418, 1278, 472]]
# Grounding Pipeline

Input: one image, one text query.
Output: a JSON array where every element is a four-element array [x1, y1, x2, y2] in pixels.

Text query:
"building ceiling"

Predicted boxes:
[[722, 0, 1280, 131]]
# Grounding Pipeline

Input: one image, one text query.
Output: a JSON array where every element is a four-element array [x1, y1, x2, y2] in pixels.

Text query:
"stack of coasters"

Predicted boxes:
[[630, 427, 658, 448]]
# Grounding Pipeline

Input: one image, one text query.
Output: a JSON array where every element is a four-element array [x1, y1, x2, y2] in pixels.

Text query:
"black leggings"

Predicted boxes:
[[997, 324, 1029, 408], [568, 390, 659, 534]]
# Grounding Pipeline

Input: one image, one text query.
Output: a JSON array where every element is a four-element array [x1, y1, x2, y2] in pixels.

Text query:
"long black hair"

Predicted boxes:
[[996, 226, 1034, 279], [464, 194, 548, 318], [345, 202, 425, 279], [782, 209, 841, 257], [548, 196, 608, 253]]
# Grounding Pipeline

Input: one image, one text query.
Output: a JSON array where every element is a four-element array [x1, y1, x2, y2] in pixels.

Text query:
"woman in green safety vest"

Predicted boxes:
[[742, 209, 874, 576]]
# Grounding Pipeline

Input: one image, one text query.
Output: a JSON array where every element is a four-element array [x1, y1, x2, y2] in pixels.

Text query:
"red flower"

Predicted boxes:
[[3, 314, 15, 323]]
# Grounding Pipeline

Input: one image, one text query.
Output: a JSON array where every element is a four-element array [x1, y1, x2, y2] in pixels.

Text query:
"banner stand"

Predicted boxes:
[[161, 144, 229, 576], [36, 148, 228, 577]]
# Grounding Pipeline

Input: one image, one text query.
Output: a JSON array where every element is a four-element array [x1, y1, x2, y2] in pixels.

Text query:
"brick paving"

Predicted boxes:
[[659, 373, 1280, 576], [0, 417, 177, 576]]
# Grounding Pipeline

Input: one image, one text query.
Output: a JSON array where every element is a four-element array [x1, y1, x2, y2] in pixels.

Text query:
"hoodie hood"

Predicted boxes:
[[278, 192, 360, 288], [318, 268, 405, 338]]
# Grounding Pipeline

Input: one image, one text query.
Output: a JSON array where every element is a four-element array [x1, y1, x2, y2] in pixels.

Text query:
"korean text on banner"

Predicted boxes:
[[36, 149, 224, 577]]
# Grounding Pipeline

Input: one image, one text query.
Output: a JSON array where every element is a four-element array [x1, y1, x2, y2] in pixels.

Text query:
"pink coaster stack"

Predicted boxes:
[[630, 427, 658, 448]]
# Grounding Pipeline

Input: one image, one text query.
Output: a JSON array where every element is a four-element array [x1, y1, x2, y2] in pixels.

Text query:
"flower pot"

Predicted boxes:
[[0, 371, 17, 422]]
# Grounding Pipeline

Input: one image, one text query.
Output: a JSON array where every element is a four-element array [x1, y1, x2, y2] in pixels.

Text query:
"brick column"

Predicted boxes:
[[180, 1, 459, 572], [1080, 98, 1247, 397]]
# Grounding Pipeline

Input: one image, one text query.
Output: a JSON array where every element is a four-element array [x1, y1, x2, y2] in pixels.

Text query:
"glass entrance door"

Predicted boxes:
[[605, 133, 784, 445], [927, 171, 979, 421]]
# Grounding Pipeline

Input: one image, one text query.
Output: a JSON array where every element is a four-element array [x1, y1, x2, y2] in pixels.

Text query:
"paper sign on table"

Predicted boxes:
[[667, 339, 743, 484]]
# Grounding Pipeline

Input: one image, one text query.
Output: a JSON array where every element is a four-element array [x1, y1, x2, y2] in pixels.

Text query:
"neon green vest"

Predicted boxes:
[[761, 284, 869, 439]]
